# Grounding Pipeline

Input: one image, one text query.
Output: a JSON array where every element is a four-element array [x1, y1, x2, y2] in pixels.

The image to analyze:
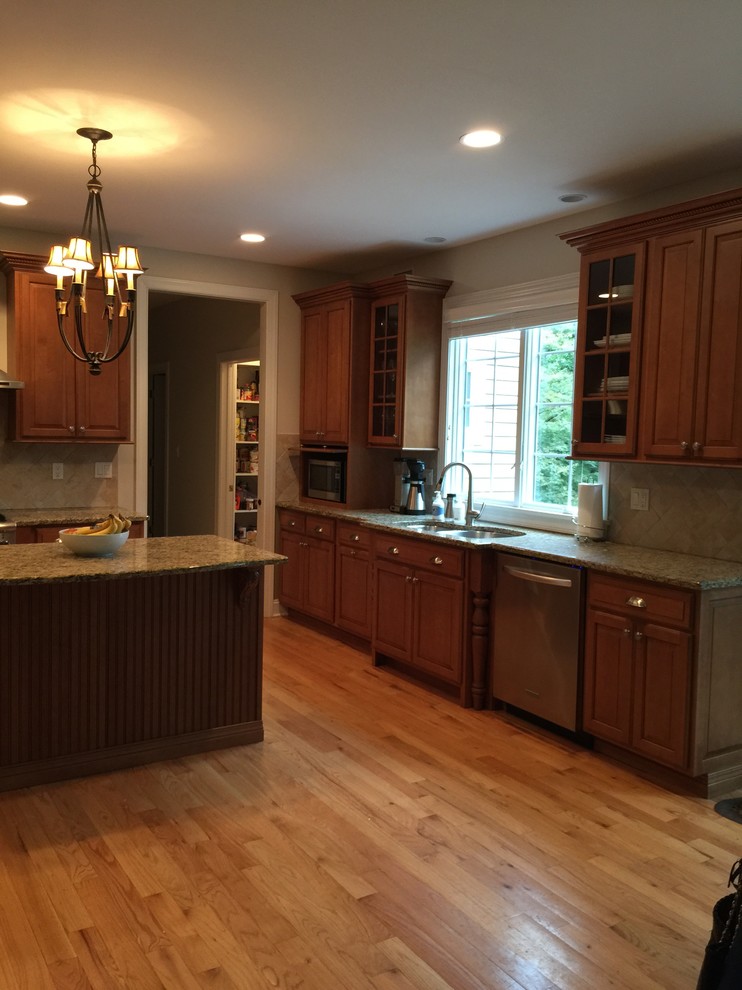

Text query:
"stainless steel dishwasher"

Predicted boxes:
[[491, 552, 584, 731]]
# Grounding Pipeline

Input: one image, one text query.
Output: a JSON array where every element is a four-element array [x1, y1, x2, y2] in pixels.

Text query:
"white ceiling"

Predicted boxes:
[[2, 0, 742, 275]]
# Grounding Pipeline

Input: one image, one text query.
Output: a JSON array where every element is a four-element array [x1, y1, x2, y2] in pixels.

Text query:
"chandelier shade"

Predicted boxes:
[[45, 127, 142, 376]]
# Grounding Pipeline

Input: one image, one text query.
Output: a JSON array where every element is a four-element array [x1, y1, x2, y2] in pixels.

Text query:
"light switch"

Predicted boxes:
[[95, 462, 113, 479]]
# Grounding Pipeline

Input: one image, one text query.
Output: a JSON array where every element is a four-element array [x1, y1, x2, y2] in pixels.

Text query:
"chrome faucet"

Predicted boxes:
[[436, 461, 481, 527]]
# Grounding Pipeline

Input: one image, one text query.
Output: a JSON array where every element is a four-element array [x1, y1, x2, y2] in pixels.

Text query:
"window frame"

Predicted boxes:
[[439, 274, 608, 534]]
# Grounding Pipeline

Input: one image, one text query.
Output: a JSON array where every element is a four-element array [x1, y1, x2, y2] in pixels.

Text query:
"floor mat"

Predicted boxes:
[[714, 798, 742, 825]]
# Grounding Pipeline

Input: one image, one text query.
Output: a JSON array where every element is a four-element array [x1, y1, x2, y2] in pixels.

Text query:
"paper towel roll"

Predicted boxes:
[[575, 483, 604, 539]]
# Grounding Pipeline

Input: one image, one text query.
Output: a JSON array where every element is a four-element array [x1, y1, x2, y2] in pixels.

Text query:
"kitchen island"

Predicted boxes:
[[0, 535, 285, 791]]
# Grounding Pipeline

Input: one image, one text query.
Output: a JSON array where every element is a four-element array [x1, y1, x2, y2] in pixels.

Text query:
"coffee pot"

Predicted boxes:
[[402, 458, 426, 515], [405, 480, 426, 514]]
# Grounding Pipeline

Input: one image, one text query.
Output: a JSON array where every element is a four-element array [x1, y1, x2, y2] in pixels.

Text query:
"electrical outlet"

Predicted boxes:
[[630, 487, 650, 511], [94, 462, 113, 479], [52, 462, 64, 480]]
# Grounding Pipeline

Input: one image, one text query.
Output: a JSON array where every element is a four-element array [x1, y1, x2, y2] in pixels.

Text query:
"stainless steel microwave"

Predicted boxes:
[[305, 455, 346, 503]]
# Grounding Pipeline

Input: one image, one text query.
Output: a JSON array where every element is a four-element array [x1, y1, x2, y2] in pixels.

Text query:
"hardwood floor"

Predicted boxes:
[[0, 615, 739, 989]]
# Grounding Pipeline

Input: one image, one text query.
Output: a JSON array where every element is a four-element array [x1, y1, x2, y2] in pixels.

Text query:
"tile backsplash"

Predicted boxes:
[[0, 397, 117, 510], [608, 461, 742, 562]]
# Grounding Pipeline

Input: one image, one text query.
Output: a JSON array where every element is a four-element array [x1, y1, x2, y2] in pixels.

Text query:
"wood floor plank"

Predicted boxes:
[[0, 615, 739, 988]]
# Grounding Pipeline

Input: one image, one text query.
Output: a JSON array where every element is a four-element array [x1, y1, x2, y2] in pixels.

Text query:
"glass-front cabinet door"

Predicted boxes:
[[572, 244, 645, 458], [368, 295, 403, 445]]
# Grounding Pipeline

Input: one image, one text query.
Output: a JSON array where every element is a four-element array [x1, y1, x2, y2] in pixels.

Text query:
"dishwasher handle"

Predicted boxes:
[[503, 564, 575, 589]]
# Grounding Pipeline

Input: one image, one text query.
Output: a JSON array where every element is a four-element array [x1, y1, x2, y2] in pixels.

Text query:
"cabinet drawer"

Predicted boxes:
[[337, 522, 370, 549], [278, 509, 306, 534], [304, 516, 335, 542], [373, 534, 464, 578], [588, 573, 694, 629]]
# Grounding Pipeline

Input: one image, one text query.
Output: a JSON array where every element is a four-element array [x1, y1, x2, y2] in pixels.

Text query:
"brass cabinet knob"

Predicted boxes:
[[432, 556, 444, 566], [625, 595, 647, 608], [692, 441, 702, 453], [388, 546, 400, 555], [352, 534, 360, 542]]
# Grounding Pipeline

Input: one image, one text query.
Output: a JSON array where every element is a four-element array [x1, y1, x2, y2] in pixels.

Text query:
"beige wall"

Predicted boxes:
[[0, 227, 339, 512], [3, 165, 742, 557]]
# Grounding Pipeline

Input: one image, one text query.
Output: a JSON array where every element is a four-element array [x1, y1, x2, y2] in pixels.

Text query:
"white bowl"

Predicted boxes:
[[58, 529, 129, 557]]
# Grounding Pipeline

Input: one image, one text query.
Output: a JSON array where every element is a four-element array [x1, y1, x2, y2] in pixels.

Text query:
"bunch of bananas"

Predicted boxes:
[[67, 513, 132, 536]]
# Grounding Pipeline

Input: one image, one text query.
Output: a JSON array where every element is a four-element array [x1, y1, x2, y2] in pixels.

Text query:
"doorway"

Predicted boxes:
[[126, 276, 279, 614]]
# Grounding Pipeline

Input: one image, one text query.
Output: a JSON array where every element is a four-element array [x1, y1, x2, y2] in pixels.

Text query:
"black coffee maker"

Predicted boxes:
[[403, 459, 426, 514]]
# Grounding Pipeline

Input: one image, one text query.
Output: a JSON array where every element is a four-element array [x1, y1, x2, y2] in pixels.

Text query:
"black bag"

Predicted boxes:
[[696, 859, 742, 990]]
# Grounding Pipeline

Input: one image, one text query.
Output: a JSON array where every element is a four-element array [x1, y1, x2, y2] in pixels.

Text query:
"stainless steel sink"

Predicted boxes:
[[402, 523, 525, 540]]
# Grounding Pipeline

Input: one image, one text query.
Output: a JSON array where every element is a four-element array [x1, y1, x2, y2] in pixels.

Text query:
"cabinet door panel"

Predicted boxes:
[[373, 560, 412, 660], [277, 530, 305, 610], [695, 219, 742, 461], [631, 623, 691, 769], [73, 282, 131, 441], [335, 547, 371, 639], [583, 608, 633, 744], [640, 230, 702, 459], [321, 300, 351, 444], [13, 275, 77, 439], [300, 308, 327, 441], [413, 571, 463, 684], [303, 539, 335, 622]]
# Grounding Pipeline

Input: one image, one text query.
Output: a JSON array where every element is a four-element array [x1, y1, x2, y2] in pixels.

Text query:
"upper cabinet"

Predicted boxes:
[[367, 274, 451, 449], [571, 245, 645, 458], [1, 253, 131, 443], [562, 187, 742, 467], [293, 281, 372, 447]]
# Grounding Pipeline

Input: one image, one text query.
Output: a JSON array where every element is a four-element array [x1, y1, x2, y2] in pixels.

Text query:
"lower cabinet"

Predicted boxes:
[[584, 573, 692, 770], [335, 521, 372, 639], [16, 520, 145, 543], [372, 533, 465, 689], [277, 509, 336, 623]]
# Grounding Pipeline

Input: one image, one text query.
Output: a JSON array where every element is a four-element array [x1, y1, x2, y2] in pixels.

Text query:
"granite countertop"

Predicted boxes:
[[277, 501, 742, 590], [2, 507, 148, 526], [0, 535, 286, 586]]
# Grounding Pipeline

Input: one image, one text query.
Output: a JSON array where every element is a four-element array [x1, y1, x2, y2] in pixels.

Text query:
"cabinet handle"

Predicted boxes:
[[692, 442, 702, 454], [623, 627, 632, 635], [288, 520, 296, 527], [625, 595, 647, 609], [571, 438, 578, 448], [405, 575, 412, 582], [349, 549, 356, 557], [388, 546, 400, 555], [634, 631, 643, 640], [78, 426, 86, 434], [412, 577, 419, 584], [680, 441, 690, 450], [314, 526, 324, 534], [431, 556, 444, 566], [300, 541, 308, 548], [68, 426, 75, 433], [351, 534, 360, 542]]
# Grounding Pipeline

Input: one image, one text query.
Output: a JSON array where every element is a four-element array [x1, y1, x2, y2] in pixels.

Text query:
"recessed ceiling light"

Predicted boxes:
[[424, 236, 447, 244], [0, 194, 28, 206], [559, 193, 587, 203], [460, 129, 501, 149], [240, 232, 265, 243]]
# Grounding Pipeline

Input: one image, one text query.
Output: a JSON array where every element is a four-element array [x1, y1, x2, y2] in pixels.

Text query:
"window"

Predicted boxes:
[[442, 275, 606, 532]]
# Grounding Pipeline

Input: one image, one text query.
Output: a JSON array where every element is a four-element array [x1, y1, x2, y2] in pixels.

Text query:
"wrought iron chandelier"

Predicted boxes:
[[45, 127, 142, 376]]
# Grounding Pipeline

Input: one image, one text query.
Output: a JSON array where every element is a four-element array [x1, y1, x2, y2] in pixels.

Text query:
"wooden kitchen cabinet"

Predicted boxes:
[[16, 520, 145, 543], [367, 274, 452, 449], [372, 532, 465, 689], [570, 246, 645, 458], [641, 218, 742, 463], [1, 253, 131, 443], [292, 282, 373, 447], [335, 522, 372, 640], [584, 574, 693, 771], [277, 509, 335, 623], [562, 186, 742, 467]]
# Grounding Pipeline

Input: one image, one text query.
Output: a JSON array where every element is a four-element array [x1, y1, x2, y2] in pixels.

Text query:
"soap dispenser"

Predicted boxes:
[[431, 490, 445, 518]]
